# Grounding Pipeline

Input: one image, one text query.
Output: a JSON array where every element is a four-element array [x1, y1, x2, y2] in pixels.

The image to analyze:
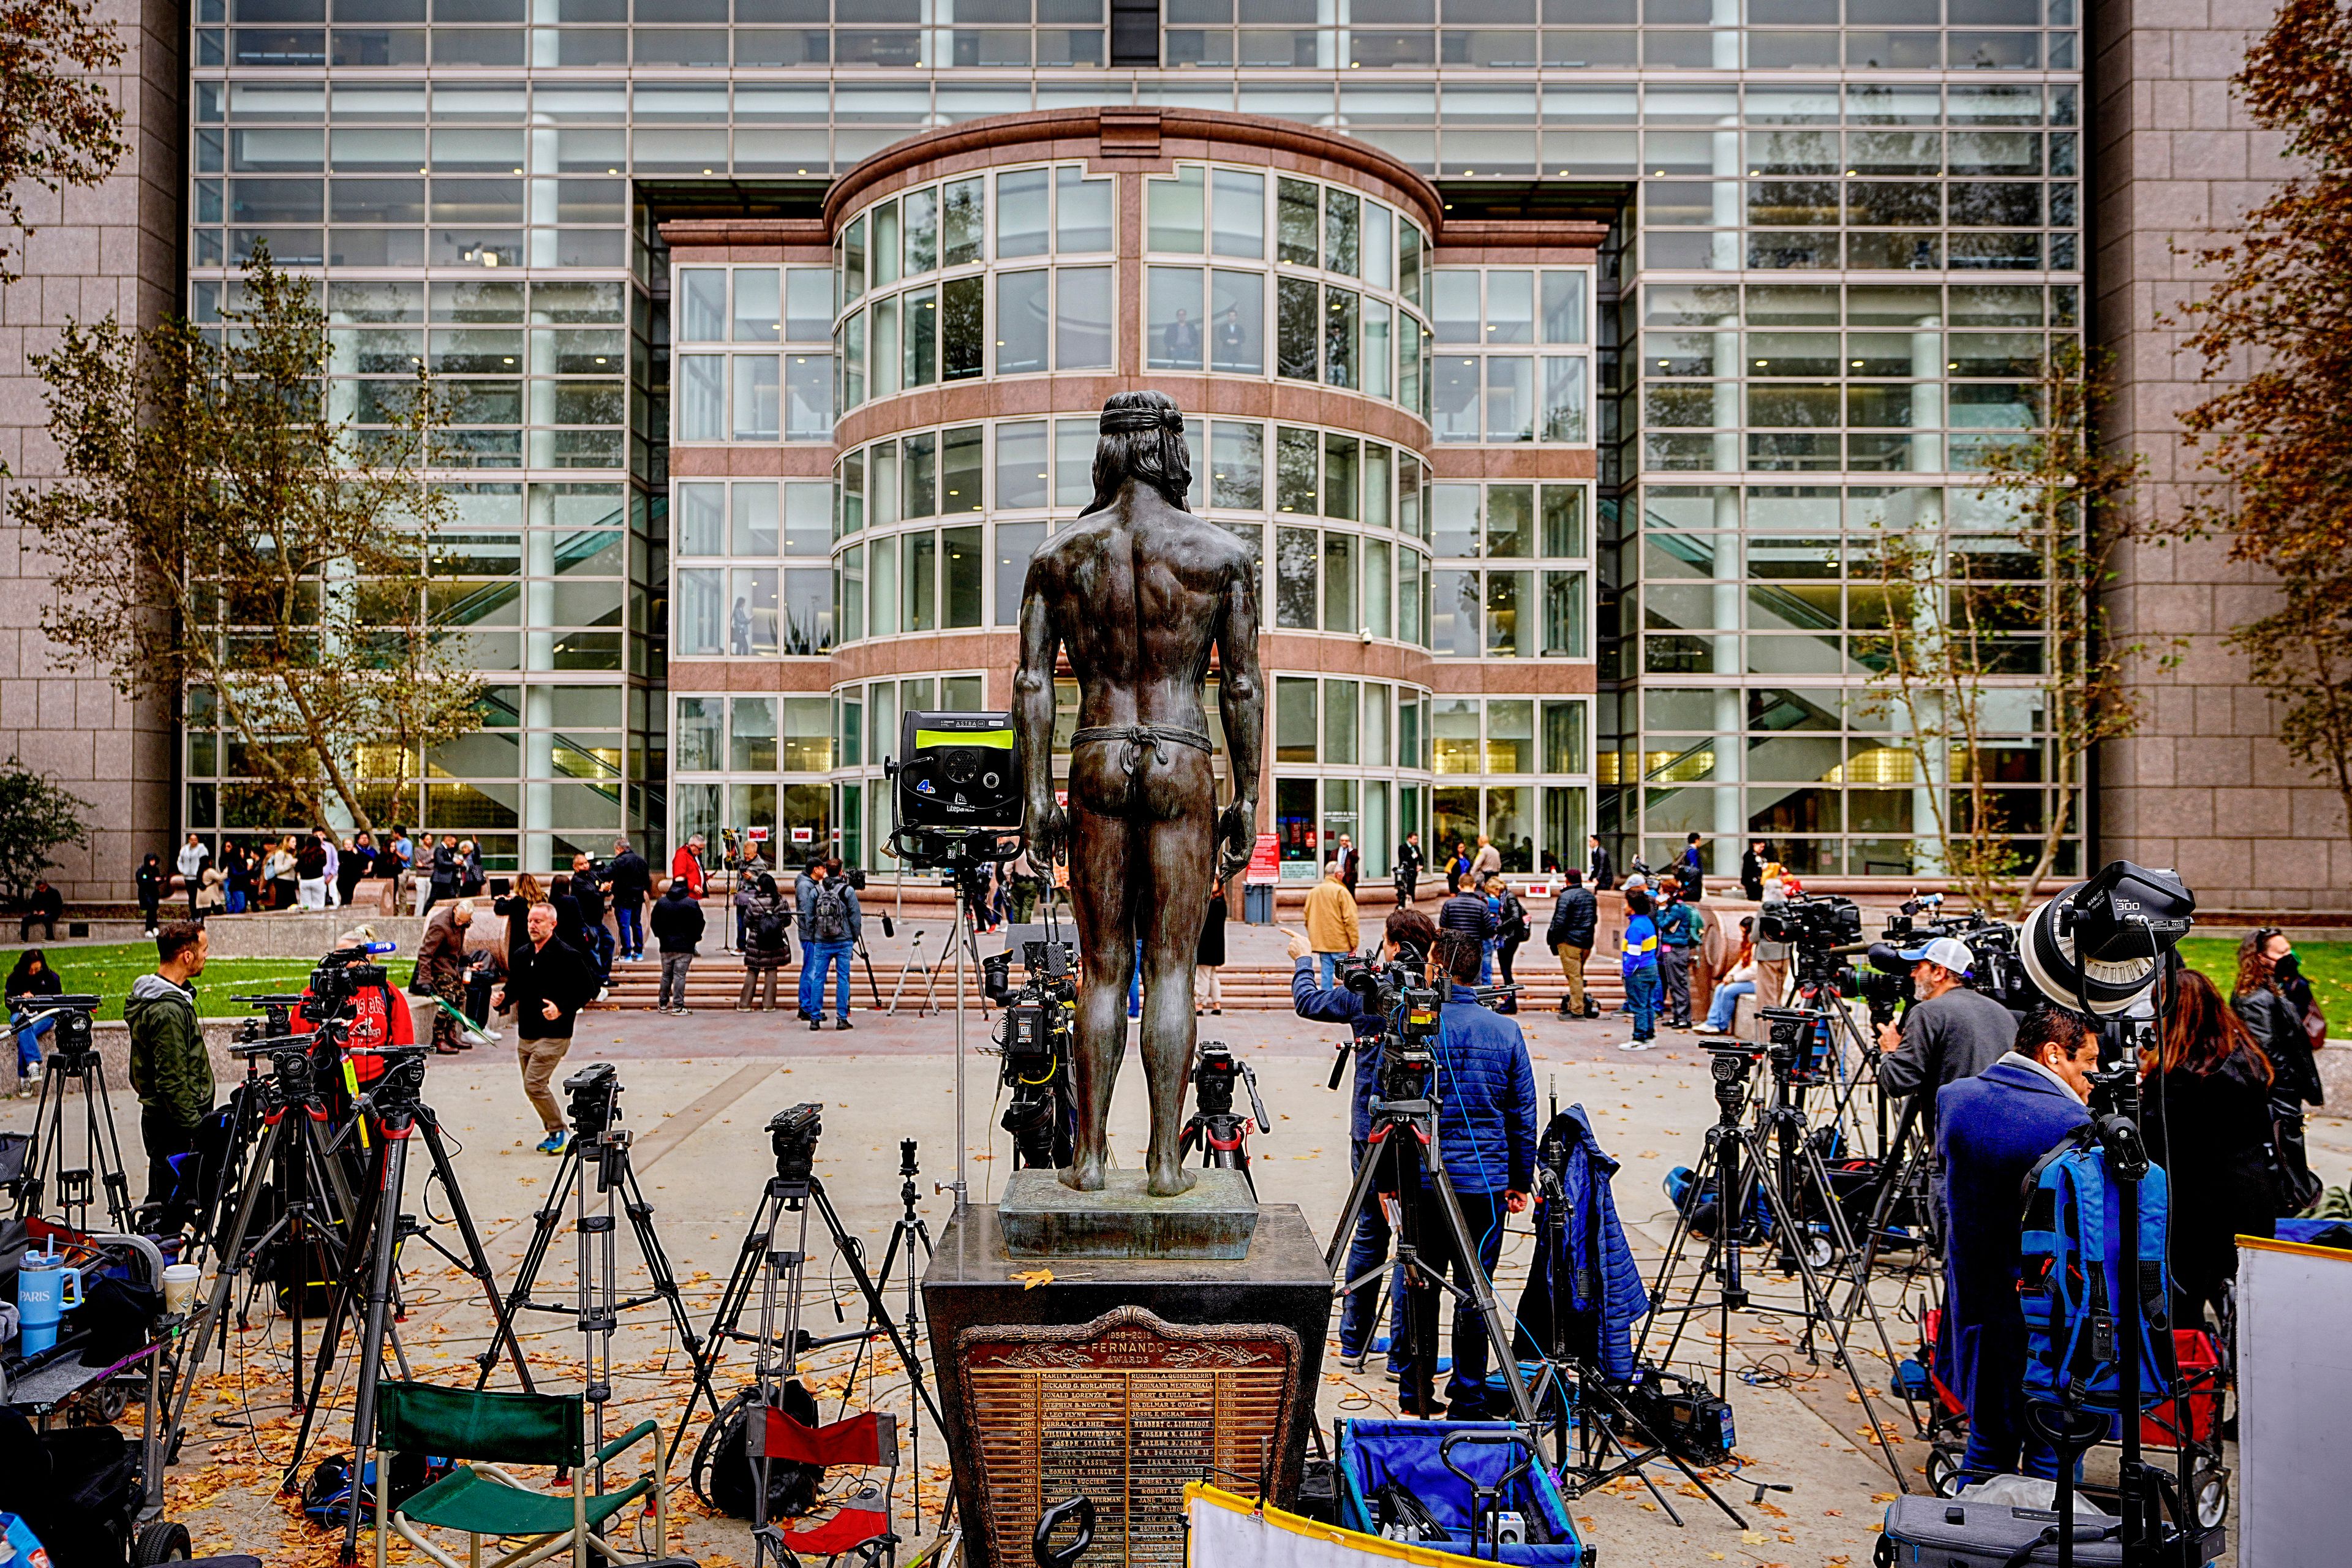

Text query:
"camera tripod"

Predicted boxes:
[[668, 1110, 948, 1553], [472, 1066, 703, 1461], [1176, 1043, 1269, 1196], [1324, 1071, 1540, 1428], [163, 1039, 360, 1448], [1638, 1044, 1915, 1491], [829, 1139, 935, 1500], [9, 1002, 135, 1234], [274, 1051, 536, 1567]]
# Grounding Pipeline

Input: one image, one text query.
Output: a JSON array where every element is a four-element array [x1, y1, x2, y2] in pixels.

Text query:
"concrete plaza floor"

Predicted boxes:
[[22, 987, 2349, 1568]]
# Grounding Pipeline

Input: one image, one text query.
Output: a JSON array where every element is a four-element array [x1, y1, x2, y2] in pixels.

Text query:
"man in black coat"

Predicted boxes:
[[649, 876, 706, 1014], [1586, 832, 1613, 892], [1545, 868, 1598, 1017], [1740, 839, 1767, 902], [1395, 831, 1425, 904], [1438, 883, 1497, 985], [568, 851, 613, 990], [495, 902, 597, 1153], [607, 838, 652, 960]]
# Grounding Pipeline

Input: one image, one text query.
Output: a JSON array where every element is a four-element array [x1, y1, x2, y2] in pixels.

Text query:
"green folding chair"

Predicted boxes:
[[372, 1381, 672, 1568]]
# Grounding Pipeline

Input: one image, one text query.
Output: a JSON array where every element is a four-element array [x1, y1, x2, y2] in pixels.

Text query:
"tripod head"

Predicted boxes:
[[770, 1102, 823, 1191], [564, 1062, 624, 1140], [20, 995, 100, 1063], [350, 1046, 429, 1128], [231, 992, 306, 1047], [1704, 1044, 1760, 1128], [1193, 1042, 1271, 1131]]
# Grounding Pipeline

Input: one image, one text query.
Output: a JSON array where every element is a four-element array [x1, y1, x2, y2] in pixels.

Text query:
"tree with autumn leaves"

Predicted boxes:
[[2179, 0, 2352, 844], [0, 0, 126, 284]]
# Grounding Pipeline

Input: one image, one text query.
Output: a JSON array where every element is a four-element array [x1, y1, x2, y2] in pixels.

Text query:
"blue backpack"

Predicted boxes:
[[2018, 1126, 2176, 1412]]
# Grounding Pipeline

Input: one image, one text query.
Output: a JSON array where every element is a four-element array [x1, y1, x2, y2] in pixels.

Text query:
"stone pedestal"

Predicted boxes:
[[921, 1201, 1333, 1568], [997, 1167, 1259, 1259]]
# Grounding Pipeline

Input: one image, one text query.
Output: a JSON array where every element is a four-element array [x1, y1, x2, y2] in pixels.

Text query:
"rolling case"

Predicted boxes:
[[1876, 1494, 2124, 1567]]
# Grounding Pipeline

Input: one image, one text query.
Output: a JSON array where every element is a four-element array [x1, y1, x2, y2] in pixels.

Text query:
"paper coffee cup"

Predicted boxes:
[[161, 1263, 200, 1316]]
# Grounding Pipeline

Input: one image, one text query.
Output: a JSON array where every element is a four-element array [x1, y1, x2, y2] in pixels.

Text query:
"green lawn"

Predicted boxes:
[[2178, 935, 2352, 1025], [3, 940, 417, 1019]]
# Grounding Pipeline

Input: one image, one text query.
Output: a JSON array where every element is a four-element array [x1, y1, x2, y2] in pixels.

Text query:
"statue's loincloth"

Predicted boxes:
[[1068, 723, 1214, 779]]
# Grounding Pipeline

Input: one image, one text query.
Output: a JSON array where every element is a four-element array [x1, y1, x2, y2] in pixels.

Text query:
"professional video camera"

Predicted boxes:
[[301, 943, 396, 1030], [1614, 1365, 1738, 1466], [987, 932, 1077, 1168], [769, 1101, 823, 1186], [1321, 954, 1447, 1094], [1193, 1043, 1270, 1129], [1756, 891, 1863, 951], [230, 992, 306, 1049]]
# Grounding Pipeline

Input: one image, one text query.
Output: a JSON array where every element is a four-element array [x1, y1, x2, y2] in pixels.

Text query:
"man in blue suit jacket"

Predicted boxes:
[[1936, 1003, 2100, 1483]]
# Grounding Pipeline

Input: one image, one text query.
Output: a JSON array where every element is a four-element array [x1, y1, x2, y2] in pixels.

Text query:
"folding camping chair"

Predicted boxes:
[[372, 1381, 670, 1568], [747, 1406, 900, 1568]]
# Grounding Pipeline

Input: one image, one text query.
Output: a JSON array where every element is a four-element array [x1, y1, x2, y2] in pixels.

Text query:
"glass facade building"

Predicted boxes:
[[178, 0, 2079, 886]]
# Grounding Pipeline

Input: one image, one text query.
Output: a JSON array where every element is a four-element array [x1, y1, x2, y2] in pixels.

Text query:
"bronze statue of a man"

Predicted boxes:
[[1014, 391, 1264, 1196]]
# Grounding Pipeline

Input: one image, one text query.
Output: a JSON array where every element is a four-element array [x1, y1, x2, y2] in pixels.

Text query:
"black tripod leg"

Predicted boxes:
[[339, 1134, 411, 1567], [809, 1180, 946, 1434], [667, 1189, 781, 1472], [409, 1109, 535, 1391], [1423, 1159, 1540, 1429], [473, 1132, 584, 1390], [1735, 1129, 1909, 1491], [281, 1125, 394, 1493], [86, 1058, 135, 1231], [618, 1158, 708, 1359], [164, 1115, 287, 1458]]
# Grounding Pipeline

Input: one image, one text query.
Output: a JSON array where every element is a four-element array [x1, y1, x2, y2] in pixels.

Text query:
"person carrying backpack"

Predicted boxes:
[[649, 876, 704, 1014], [1934, 1003, 2098, 1485], [737, 873, 793, 1013], [799, 858, 861, 1032]]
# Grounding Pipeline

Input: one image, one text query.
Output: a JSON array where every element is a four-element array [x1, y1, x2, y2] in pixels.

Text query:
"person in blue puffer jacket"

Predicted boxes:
[[1513, 1103, 1649, 1382], [1403, 929, 1537, 1417], [1289, 905, 1438, 1371]]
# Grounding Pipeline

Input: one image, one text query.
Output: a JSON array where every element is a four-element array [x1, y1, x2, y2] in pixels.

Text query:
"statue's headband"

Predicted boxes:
[[1099, 404, 1183, 435]]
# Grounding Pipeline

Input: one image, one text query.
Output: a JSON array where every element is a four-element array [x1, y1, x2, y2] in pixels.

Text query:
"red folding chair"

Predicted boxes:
[[747, 1406, 900, 1568]]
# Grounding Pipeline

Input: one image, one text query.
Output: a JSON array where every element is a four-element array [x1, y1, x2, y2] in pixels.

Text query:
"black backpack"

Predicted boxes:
[[809, 883, 850, 945], [692, 1380, 823, 1521], [750, 904, 791, 956]]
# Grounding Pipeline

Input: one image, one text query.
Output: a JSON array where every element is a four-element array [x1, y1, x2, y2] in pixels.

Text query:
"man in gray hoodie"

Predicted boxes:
[[126, 921, 213, 1204]]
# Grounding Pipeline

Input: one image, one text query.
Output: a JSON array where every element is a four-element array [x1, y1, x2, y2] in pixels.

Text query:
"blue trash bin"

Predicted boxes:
[[1244, 883, 1276, 925]]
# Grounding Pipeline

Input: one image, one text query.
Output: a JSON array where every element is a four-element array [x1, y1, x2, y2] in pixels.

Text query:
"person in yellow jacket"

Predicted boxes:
[[1303, 857, 1360, 989]]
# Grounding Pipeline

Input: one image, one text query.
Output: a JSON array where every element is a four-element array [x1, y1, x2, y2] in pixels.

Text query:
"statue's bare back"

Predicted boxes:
[[1014, 393, 1264, 1196]]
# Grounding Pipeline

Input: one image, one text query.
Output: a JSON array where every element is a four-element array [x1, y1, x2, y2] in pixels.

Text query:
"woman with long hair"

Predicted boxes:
[[6, 949, 64, 1096], [2233, 929, 2324, 1112], [2146, 968, 2283, 1329]]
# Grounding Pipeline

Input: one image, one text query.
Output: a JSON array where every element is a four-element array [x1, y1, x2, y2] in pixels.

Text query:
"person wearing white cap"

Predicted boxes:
[[1875, 933, 2018, 1117]]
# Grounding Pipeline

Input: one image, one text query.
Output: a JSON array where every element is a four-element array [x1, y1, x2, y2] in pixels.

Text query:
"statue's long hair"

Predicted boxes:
[[1083, 391, 1192, 516]]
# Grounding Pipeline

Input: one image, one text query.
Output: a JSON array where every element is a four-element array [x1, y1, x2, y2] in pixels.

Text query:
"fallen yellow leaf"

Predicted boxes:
[[1011, 1268, 1054, 1290]]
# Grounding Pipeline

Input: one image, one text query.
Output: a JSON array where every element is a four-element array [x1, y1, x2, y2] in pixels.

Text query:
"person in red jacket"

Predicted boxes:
[[671, 834, 707, 899]]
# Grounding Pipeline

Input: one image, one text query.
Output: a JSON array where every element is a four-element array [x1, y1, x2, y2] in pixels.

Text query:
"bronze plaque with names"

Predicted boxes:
[[956, 1306, 1300, 1568]]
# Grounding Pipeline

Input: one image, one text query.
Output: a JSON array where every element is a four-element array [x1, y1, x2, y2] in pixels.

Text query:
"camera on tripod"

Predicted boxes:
[[769, 1102, 823, 1186], [301, 944, 394, 1029], [986, 933, 1077, 1169], [1755, 892, 1861, 948], [230, 992, 306, 1050], [563, 1062, 623, 1140], [24, 995, 101, 1061], [1193, 1043, 1270, 1128], [1757, 1007, 1832, 1084]]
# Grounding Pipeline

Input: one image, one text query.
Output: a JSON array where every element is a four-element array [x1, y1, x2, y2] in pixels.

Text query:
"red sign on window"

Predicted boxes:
[[1244, 834, 1281, 886]]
